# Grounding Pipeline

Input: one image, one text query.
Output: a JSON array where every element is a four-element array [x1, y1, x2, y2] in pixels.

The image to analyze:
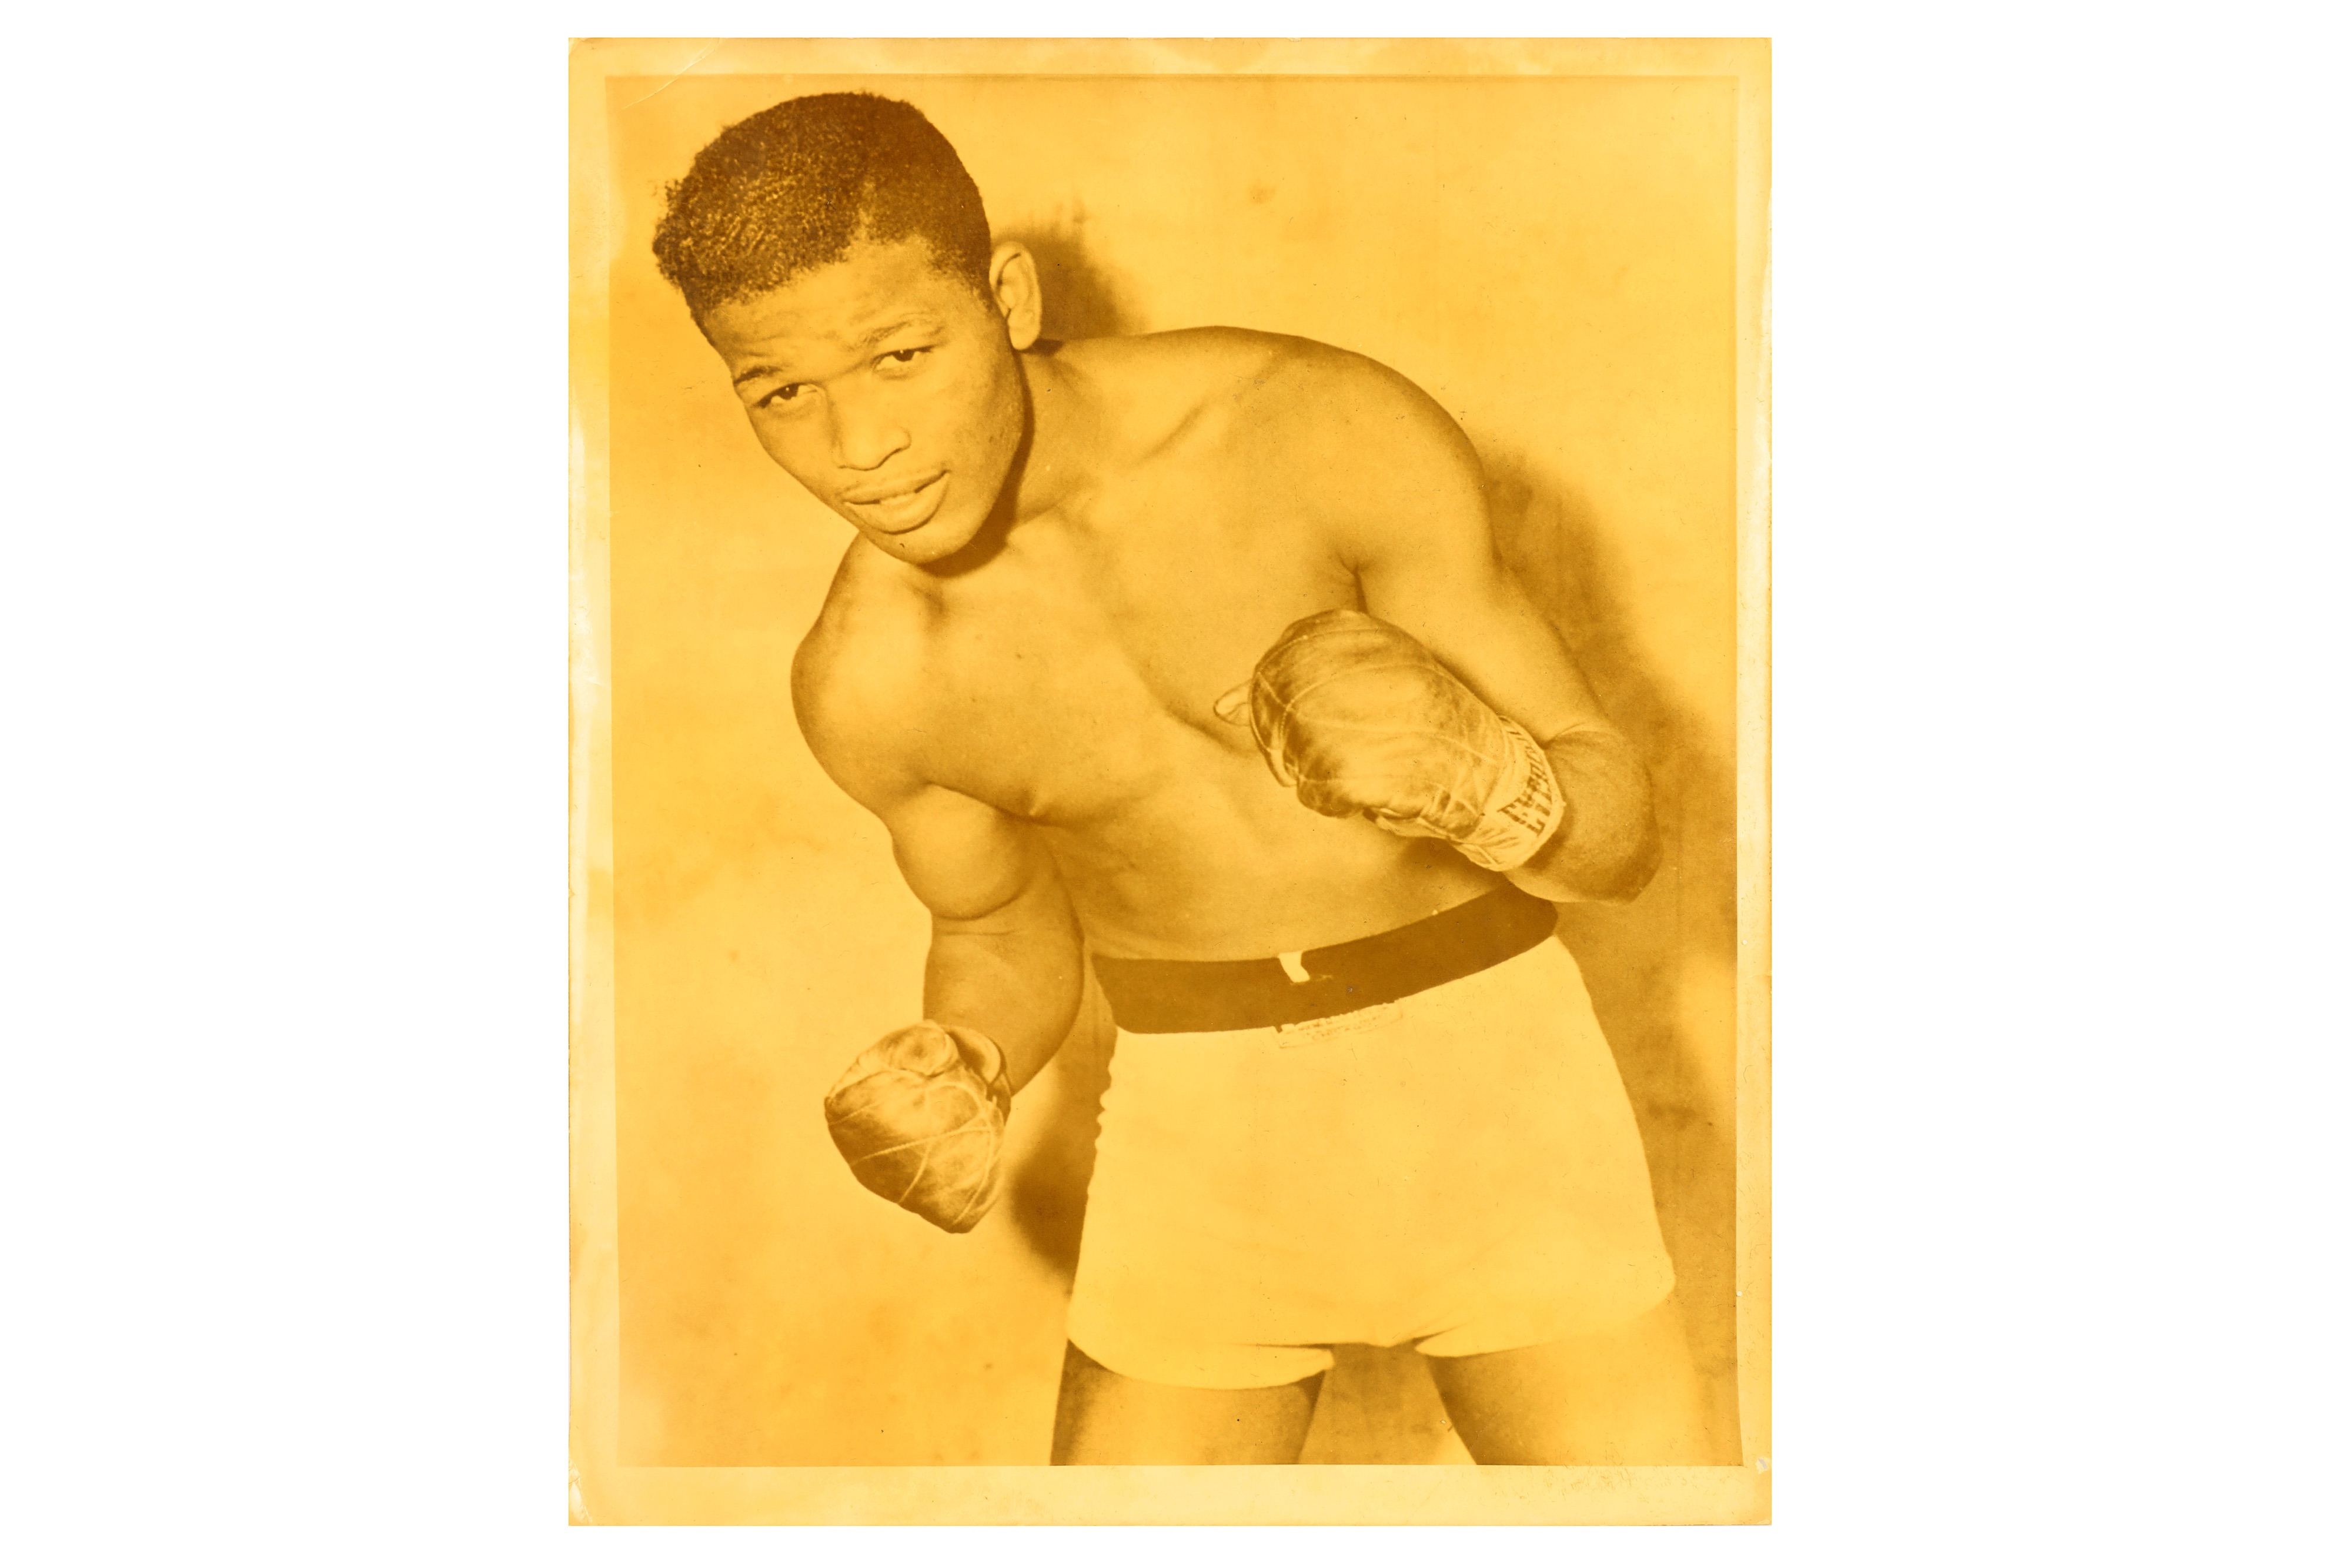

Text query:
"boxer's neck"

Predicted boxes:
[[1001, 346, 1102, 524], [896, 346, 1100, 587]]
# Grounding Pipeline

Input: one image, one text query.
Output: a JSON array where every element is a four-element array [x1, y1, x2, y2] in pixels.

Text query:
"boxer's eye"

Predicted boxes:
[[874, 347, 932, 375], [758, 383, 814, 410]]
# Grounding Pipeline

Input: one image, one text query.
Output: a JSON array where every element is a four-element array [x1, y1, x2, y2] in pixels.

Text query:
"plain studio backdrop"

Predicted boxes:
[[599, 68, 1743, 1466]]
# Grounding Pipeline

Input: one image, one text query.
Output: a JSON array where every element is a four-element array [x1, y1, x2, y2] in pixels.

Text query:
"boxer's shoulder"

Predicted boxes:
[[1056, 325, 1294, 389], [791, 544, 935, 804], [1055, 327, 1325, 421], [1093, 331, 1471, 472], [1234, 343, 1491, 566], [1109, 332, 1491, 561], [1057, 329, 1456, 475], [1238, 342, 1474, 469], [1050, 328, 1294, 458]]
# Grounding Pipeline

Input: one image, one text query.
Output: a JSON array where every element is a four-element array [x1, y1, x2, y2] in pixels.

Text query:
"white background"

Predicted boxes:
[[2, 3, 2344, 1563]]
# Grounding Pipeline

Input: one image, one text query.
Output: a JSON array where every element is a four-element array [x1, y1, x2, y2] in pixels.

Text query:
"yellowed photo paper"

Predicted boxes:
[[570, 37, 1769, 1524]]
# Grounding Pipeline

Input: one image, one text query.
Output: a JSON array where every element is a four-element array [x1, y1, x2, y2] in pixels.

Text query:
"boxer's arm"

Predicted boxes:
[[794, 649, 1083, 1092], [1292, 359, 1662, 904], [891, 785, 1085, 1094]]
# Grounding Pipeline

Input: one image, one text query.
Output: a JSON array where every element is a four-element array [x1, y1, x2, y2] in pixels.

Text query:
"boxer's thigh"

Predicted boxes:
[[1421, 1296, 1712, 1466], [1051, 1342, 1324, 1465]]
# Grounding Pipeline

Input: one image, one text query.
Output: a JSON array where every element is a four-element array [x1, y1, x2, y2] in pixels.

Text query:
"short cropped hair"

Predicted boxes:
[[652, 92, 994, 319]]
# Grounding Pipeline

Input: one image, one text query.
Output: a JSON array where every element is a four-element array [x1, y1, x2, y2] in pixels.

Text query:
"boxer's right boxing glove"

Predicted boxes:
[[822, 1021, 1013, 1233]]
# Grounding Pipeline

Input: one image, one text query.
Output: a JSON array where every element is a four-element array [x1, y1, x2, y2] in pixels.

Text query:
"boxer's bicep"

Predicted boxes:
[[794, 636, 1081, 1067], [793, 624, 1038, 922], [881, 784, 1055, 930]]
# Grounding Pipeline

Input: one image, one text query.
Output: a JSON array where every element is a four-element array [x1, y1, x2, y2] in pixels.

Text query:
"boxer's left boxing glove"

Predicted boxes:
[[823, 1021, 1013, 1233], [1221, 608, 1566, 872]]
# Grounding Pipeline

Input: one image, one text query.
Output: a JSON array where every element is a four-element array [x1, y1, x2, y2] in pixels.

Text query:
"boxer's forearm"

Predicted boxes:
[[922, 897, 1085, 1095], [1506, 730, 1663, 905]]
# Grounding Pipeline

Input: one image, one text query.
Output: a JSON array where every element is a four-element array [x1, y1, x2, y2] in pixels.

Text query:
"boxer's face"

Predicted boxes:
[[704, 236, 1031, 566]]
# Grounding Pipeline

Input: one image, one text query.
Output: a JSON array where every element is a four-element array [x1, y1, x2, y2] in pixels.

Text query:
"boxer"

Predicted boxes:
[[655, 91, 1710, 1464]]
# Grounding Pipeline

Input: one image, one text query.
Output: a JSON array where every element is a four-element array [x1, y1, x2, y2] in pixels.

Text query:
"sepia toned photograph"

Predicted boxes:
[[570, 36, 1770, 1524]]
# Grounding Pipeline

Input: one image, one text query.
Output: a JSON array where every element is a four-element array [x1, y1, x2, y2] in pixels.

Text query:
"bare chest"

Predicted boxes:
[[906, 485, 1352, 824]]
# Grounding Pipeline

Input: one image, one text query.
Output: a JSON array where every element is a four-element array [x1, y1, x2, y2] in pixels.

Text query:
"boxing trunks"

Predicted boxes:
[[1067, 884, 1677, 1389]]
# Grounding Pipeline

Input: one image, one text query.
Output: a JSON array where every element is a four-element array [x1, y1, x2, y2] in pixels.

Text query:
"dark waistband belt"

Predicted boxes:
[[1090, 883, 1558, 1035]]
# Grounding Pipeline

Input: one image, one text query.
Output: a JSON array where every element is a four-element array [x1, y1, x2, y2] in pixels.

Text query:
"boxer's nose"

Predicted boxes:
[[830, 400, 911, 471]]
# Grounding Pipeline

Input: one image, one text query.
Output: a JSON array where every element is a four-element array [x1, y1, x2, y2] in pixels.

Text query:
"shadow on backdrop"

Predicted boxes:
[[1011, 205, 1144, 345], [1487, 452, 1743, 1458]]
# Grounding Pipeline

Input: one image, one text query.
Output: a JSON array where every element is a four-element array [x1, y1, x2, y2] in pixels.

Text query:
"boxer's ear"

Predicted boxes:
[[987, 242, 1043, 352]]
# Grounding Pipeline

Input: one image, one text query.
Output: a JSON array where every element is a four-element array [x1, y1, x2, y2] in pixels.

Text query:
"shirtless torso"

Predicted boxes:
[[796, 327, 1504, 966]]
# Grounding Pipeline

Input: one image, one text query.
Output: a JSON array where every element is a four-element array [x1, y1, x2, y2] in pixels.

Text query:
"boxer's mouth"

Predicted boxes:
[[841, 470, 948, 533]]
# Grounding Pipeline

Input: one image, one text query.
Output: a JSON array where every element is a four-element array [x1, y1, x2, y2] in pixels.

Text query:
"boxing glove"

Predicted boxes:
[[823, 1021, 1013, 1233], [1221, 608, 1565, 872]]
